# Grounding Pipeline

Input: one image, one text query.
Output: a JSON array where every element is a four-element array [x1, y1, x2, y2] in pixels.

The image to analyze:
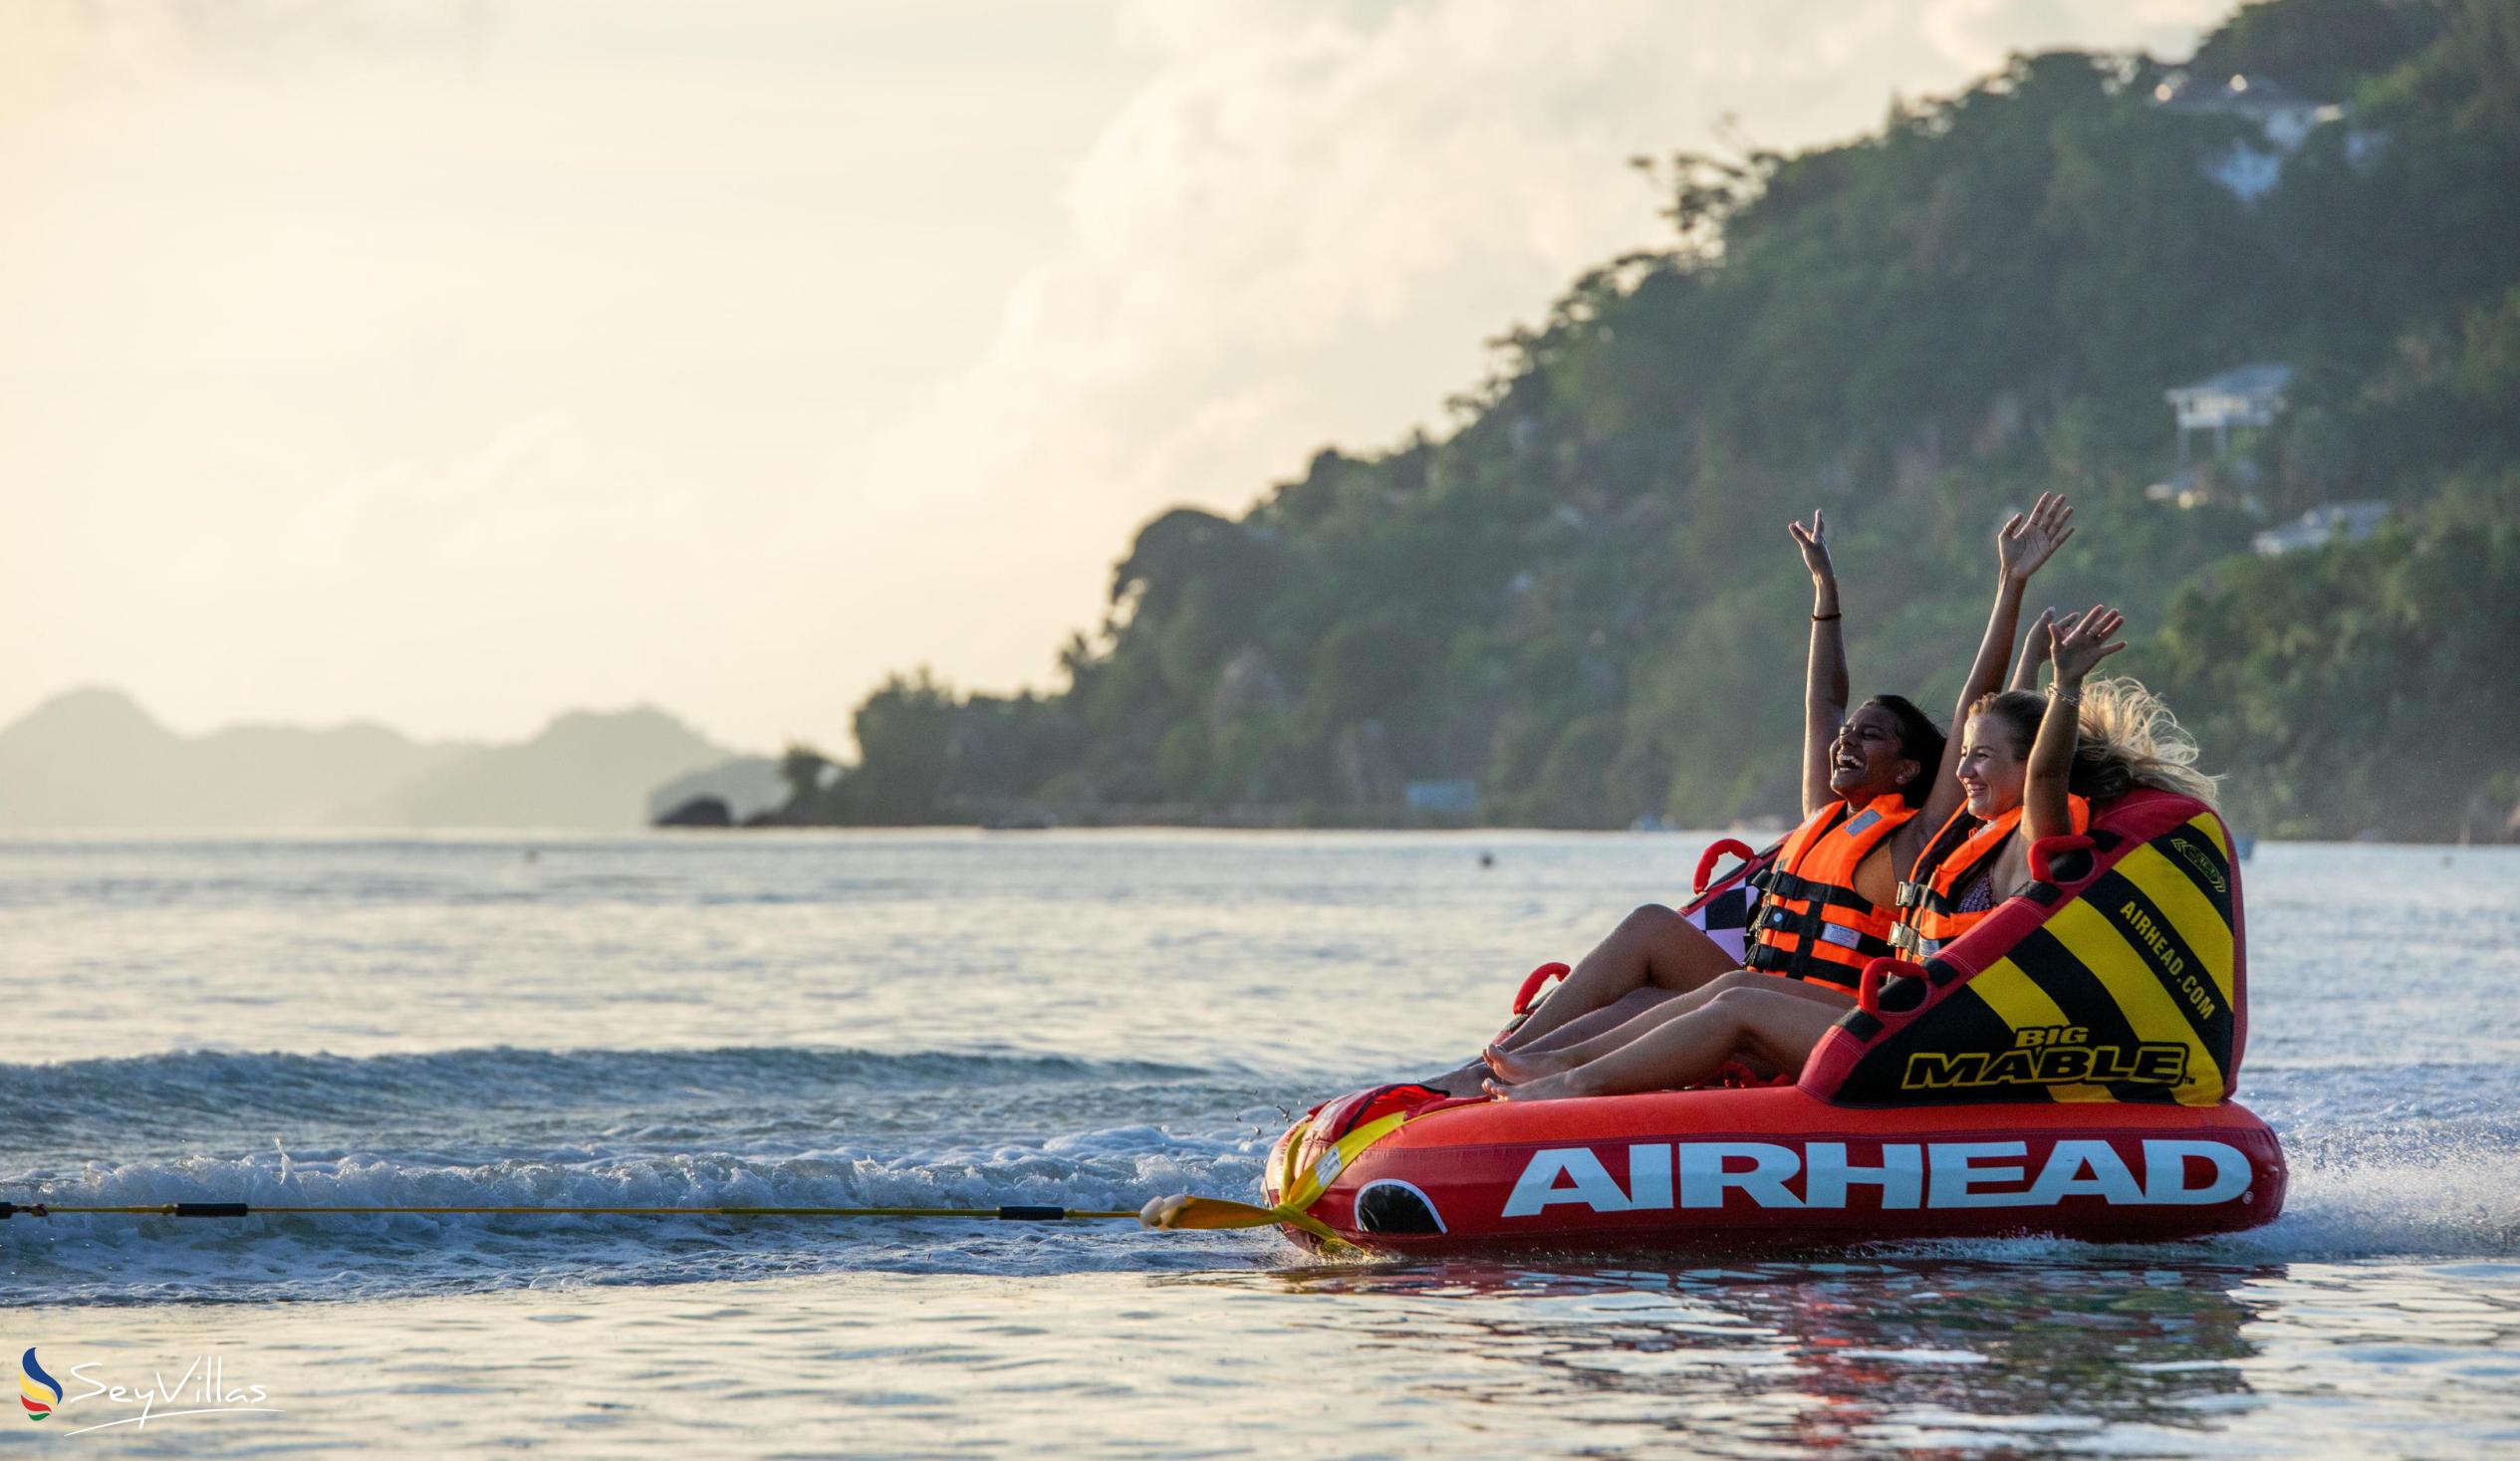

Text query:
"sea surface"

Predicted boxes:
[[2, 832, 2515, 1458]]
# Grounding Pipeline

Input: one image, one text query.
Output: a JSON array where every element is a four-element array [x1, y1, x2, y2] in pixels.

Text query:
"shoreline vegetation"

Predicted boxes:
[[734, 0, 2509, 845]]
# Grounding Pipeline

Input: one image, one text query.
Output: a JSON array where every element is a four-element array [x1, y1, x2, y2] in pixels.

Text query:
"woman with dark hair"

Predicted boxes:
[[1475, 494, 2078, 1099], [1423, 494, 2074, 1096]]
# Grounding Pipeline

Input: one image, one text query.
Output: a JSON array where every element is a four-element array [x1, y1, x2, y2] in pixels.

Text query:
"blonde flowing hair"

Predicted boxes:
[[1966, 678, 2220, 809], [2072, 676, 2219, 808]]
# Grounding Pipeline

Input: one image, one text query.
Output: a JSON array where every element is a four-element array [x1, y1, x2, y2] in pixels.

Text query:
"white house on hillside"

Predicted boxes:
[[2166, 362, 2294, 460], [2252, 501, 2390, 556], [2154, 73, 2341, 146], [2152, 72, 2352, 199]]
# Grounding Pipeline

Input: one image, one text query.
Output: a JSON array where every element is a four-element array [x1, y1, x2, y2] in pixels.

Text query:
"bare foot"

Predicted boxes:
[[1419, 1060, 1489, 1097], [1481, 1042, 1572, 1083], [1483, 1070, 1593, 1102]]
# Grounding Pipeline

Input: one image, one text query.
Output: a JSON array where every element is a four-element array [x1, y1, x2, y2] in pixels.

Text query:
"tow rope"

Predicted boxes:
[[1, 1112, 1414, 1245]]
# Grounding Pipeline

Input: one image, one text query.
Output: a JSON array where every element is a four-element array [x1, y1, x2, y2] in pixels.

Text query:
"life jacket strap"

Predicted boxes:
[[1745, 940, 1866, 989], [1760, 869, 1880, 914], [1755, 906, 1893, 954]]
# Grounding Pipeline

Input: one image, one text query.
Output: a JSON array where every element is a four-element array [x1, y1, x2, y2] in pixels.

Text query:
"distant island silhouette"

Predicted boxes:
[[0, 687, 740, 832]]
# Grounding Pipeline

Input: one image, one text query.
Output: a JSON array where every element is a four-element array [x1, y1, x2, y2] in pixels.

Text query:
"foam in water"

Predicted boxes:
[[5, 1125, 1277, 1305]]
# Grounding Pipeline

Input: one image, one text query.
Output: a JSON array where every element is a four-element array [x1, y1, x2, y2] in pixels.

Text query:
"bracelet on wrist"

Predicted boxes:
[[2047, 681, 2081, 704]]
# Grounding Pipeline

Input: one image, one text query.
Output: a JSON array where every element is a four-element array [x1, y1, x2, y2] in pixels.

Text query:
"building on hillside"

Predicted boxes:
[[2166, 362, 2294, 461], [2251, 500, 2389, 556], [2143, 462, 2264, 515], [1405, 779, 1480, 817], [2153, 72, 2342, 148], [2151, 72, 2351, 199]]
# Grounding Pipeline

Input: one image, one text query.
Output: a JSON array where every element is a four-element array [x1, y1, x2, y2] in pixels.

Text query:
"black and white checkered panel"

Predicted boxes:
[[1685, 883, 1755, 964]]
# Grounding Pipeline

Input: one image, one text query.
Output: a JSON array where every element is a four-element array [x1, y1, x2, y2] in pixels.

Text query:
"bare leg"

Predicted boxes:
[[1434, 973, 1853, 1096], [1419, 910, 1731, 1097], [1422, 910, 1759, 1096], [1485, 987, 1848, 1101], [1514, 988, 1677, 1054], [1481, 972, 1804, 1083], [1426, 988, 1690, 1096], [1424, 989, 1681, 1095], [1495, 905, 1741, 1052]]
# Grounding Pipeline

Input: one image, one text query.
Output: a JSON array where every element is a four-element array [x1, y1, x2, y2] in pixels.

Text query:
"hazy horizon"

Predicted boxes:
[[4, 679, 726, 746], [5, 0, 2229, 754], [0, 682, 744, 830]]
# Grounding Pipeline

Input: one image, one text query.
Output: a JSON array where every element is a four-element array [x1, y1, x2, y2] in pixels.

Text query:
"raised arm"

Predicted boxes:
[[2009, 606, 2057, 692], [1913, 492, 2075, 833], [2027, 605, 2126, 842], [1788, 510, 1849, 816]]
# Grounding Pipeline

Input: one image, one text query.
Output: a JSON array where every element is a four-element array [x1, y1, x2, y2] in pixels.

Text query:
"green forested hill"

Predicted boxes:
[[792, 0, 2520, 842]]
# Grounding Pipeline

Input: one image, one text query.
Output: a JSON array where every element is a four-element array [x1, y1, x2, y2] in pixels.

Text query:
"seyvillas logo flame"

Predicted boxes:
[[19, 1348, 62, 1421]]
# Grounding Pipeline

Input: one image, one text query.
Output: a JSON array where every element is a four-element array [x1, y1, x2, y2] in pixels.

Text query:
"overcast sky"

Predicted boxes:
[[1, 0, 2230, 752]]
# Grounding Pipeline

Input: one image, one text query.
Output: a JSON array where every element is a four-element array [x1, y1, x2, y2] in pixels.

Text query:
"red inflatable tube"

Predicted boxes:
[[1693, 838, 1756, 895], [1509, 962, 1571, 1017], [1276, 791, 2282, 1255], [1264, 1084, 2285, 1255]]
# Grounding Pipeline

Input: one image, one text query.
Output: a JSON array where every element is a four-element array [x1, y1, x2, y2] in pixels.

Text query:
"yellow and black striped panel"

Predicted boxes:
[[1827, 812, 2239, 1107]]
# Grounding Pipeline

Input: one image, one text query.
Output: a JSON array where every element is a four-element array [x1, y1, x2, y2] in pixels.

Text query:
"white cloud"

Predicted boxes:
[[0, 0, 486, 131], [295, 415, 582, 562]]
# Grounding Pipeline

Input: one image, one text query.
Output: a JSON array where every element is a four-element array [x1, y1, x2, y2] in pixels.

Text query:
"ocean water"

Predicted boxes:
[[1, 832, 2515, 1457]]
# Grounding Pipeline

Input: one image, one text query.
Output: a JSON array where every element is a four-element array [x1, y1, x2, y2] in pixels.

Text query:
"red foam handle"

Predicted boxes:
[[1858, 956, 1926, 1019], [1693, 839, 1755, 895], [2028, 834, 2097, 885], [1511, 962, 1571, 1016]]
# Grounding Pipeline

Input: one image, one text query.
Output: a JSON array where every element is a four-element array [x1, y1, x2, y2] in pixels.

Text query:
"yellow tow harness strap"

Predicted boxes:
[[1142, 1109, 1412, 1250]]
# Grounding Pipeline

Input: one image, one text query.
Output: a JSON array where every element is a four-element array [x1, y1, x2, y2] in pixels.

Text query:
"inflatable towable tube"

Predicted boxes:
[[1265, 790, 2285, 1253]]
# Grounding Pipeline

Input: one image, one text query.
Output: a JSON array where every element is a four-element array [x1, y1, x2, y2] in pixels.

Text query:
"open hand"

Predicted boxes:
[[1786, 509, 1834, 584], [2048, 604, 2127, 684], [2010, 605, 2059, 690], [2024, 606, 2058, 663], [1997, 492, 2075, 583]]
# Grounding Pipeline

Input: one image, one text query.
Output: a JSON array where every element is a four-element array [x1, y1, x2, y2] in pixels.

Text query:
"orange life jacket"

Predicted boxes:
[[1890, 795, 2091, 959], [1743, 792, 1917, 989]]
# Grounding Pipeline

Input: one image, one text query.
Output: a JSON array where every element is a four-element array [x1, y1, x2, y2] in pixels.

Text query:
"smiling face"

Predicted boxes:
[[1955, 711, 2031, 819], [1828, 702, 1921, 803]]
